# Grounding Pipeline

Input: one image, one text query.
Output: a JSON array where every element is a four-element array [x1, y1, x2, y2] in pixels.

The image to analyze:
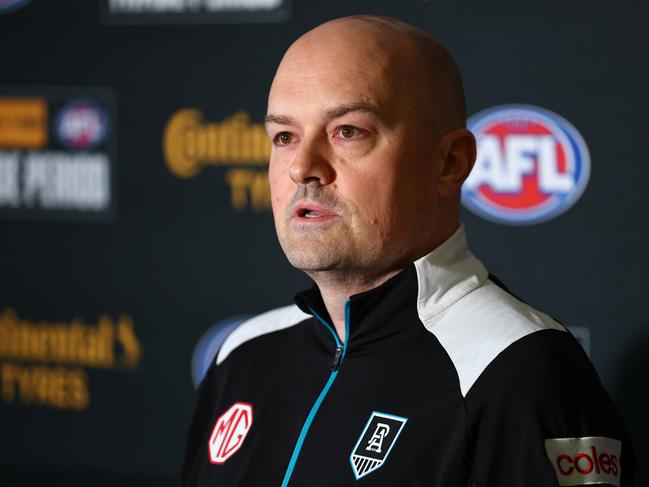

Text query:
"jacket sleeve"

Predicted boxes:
[[181, 358, 223, 486], [465, 329, 635, 487]]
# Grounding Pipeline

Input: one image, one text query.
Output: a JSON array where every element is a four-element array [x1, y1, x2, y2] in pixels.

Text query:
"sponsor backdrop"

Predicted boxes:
[[1, 0, 647, 485]]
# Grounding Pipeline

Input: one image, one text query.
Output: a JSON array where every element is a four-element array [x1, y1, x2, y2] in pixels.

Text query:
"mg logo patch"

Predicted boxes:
[[349, 411, 407, 480], [208, 402, 253, 464]]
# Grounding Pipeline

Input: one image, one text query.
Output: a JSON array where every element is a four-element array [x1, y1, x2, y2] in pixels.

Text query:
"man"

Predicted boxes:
[[183, 15, 634, 486]]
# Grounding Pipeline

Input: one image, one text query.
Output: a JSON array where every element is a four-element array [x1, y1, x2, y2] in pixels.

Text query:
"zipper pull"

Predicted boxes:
[[331, 345, 343, 370]]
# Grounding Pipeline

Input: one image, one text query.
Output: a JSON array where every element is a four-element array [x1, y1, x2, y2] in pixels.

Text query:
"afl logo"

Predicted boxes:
[[0, 0, 31, 13], [55, 99, 109, 151], [462, 105, 591, 225]]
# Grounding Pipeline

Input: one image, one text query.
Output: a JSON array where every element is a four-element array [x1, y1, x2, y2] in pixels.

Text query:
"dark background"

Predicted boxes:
[[1, 0, 647, 485]]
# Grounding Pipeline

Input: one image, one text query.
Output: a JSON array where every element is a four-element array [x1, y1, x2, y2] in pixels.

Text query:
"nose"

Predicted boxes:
[[288, 136, 335, 186]]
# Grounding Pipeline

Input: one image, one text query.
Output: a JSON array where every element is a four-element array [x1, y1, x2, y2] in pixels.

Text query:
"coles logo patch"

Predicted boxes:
[[544, 436, 621, 486], [55, 99, 109, 151], [462, 105, 591, 225], [208, 402, 253, 464]]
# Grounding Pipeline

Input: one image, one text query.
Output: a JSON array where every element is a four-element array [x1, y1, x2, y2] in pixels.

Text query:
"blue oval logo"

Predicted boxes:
[[0, 0, 31, 13], [190, 315, 251, 388], [462, 104, 591, 225]]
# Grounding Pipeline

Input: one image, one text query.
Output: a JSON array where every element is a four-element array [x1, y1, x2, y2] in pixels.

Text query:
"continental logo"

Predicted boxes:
[[0, 97, 48, 149], [0, 307, 142, 411], [164, 109, 270, 178], [163, 109, 271, 211]]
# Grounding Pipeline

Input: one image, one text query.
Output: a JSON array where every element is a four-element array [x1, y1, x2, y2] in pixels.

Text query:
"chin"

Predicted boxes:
[[285, 250, 341, 273]]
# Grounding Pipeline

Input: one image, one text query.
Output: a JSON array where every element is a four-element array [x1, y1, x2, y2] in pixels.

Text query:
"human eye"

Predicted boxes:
[[273, 131, 294, 146], [333, 125, 366, 140]]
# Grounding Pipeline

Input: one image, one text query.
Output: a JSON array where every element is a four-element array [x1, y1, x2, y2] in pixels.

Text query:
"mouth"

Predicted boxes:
[[293, 201, 338, 223]]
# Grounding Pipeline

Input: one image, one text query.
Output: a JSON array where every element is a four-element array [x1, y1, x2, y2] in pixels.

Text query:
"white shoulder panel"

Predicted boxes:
[[420, 280, 566, 397], [216, 304, 311, 365]]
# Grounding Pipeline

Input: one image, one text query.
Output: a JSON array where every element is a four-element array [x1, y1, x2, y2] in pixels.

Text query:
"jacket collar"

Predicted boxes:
[[294, 224, 488, 350], [413, 224, 488, 323]]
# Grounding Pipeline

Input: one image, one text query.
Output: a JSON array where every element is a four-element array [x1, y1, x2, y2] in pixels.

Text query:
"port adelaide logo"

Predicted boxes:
[[350, 411, 407, 480], [462, 105, 591, 225]]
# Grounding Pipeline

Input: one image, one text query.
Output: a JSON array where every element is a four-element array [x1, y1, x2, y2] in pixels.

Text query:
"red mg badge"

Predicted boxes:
[[208, 402, 253, 464]]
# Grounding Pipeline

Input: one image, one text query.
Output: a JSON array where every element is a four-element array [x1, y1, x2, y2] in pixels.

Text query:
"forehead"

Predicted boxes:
[[268, 27, 417, 119]]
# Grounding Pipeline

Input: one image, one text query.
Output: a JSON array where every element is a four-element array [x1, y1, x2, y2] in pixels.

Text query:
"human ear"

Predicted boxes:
[[437, 129, 476, 198]]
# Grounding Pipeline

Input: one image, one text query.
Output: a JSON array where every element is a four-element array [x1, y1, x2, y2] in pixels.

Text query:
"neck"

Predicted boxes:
[[303, 221, 462, 341], [305, 269, 402, 342]]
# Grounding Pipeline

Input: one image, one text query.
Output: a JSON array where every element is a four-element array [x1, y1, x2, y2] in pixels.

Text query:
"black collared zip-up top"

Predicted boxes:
[[183, 227, 634, 487]]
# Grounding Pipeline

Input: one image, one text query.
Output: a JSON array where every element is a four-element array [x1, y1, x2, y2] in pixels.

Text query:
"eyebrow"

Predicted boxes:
[[263, 113, 296, 126], [323, 102, 380, 120], [264, 102, 382, 127]]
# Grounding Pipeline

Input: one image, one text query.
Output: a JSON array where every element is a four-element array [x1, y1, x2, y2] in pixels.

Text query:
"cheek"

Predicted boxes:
[[268, 164, 291, 222], [268, 162, 287, 202], [344, 172, 397, 228], [348, 164, 428, 236]]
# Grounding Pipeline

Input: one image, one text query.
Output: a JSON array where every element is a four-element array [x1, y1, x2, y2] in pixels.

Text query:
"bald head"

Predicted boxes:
[[274, 15, 467, 135], [266, 15, 476, 285]]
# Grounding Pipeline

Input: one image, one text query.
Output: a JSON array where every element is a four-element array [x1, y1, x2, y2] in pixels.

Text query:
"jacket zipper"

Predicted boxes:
[[279, 301, 350, 487]]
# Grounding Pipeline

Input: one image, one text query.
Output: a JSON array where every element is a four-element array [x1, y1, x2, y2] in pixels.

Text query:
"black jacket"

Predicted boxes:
[[183, 228, 634, 486]]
